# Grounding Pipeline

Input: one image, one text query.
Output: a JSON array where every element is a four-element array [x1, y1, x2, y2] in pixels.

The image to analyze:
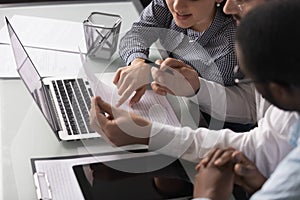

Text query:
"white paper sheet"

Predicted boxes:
[[96, 73, 180, 126], [0, 45, 82, 78], [80, 54, 181, 127], [33, 152, 157, 200], [0, 15, 88, 78], [0, 15, 87, 53]]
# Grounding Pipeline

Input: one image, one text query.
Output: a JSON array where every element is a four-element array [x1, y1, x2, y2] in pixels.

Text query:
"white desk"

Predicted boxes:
[[0, 1, 144, 199]]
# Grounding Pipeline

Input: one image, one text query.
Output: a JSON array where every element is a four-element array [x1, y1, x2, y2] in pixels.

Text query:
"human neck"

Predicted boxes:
[[192, 8, 217, 32]]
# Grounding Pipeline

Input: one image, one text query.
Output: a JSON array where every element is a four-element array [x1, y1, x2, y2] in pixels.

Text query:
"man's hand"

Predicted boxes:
[[193, 148, 235, 200], [231, 151, 267, 194], [89, 96, 151, 146], [204, 148, 267, 194], [151, 58, 200, 97], [113, 58, 151, 107]]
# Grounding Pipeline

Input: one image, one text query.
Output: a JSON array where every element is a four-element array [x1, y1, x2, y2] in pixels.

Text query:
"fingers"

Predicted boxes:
[[234, 163, 254, 176], [116, 72, 129, 93], [115, 67, 134, 92], [151, 82, 174, 96], [206, 148, 231, 167], [196, 148, 218, 170], [90, 96, 123, 147], [196, 147, 236, 170], [231, 150, 256, 177], [129, 86, 147, 107], [151, 67, 173, 88], [113, 67, 123, 85], [155, 59, 163, 65], [232, 150, 251, 164], [213, 147, 236, 166], [115, 86, 133, 107], [95, 96, 114, 117], [90, 96, 109, 131], [151, 82, 166, 95], [161, 58, 192, 70], [116, 77, 135, 107], [233, 162, 263, 194], [115, 64, 151, 107], [160, 58, 193, 73]]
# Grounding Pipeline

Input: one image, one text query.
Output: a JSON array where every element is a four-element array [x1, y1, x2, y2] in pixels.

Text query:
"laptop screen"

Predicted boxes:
[[6, 17, 58, 132]]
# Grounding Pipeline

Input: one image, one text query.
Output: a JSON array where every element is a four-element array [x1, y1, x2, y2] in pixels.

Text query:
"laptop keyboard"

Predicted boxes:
[[52, 79, 94, 135]]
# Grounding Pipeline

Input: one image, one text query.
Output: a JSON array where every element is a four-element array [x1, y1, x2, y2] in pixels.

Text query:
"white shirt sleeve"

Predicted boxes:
[[251, 146, 300, 200], [187, 78, 257, 124], [149, 105, 298, 177]]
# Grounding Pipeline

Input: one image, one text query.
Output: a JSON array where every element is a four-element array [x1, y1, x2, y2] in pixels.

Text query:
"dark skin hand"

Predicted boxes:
[[193, 148, 235, 200], [215, 150, 267, 194], [200, 147, 267, 195]]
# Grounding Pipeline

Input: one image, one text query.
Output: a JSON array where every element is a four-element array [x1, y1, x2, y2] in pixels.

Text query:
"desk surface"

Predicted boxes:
[[0, 1, 145, 199]]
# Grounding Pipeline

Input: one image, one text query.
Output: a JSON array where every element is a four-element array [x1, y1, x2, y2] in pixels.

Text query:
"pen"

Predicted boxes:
[[144, 59, 174, 75]]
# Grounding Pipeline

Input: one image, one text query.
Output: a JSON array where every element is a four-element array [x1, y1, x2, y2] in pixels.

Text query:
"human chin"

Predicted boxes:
[[174, 20, 191, 29]]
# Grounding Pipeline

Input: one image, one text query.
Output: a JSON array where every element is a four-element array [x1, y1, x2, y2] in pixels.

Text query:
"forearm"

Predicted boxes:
[[188, 78, 257, 124], [149, 108, 297, 177], [148, 122, 256, 163]]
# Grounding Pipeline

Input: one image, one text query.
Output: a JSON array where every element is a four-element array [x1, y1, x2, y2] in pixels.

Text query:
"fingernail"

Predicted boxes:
[[214, 160, 220, 165]]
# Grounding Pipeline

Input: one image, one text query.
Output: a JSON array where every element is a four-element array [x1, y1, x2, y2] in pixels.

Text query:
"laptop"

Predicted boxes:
[[6, 17, 100, 141]]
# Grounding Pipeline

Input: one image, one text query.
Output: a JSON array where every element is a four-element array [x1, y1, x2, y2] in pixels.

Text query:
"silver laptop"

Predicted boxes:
[[6, 17, 100, 141]]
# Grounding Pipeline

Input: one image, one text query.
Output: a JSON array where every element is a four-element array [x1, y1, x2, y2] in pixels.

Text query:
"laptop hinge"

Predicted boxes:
[[43, 84, 63, 133]]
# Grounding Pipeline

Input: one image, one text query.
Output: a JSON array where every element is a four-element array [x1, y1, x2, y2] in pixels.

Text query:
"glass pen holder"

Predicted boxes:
[[83, 12, 122, 59]]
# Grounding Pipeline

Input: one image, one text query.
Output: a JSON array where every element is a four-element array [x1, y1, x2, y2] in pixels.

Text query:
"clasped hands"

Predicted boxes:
[[193, 147, 267, 200], [113, 57, 200, 107]]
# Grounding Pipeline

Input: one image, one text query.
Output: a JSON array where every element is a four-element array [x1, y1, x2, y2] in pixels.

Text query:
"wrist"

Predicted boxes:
[[131, 58, 146, 65], [134, 119, 151, 145], [194, 188, 219, 200]]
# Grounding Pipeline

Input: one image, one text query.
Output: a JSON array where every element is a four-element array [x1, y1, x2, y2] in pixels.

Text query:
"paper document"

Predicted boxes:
[[0, 15, 88, 78], [31, 151, 158, 200], [0, 45, 82, 78], [0, 15, 87, 53], [80, 54, 180, 127]]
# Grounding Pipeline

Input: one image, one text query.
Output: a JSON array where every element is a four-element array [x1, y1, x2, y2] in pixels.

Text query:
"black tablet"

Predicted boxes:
[[73, 154, 193, 200]]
